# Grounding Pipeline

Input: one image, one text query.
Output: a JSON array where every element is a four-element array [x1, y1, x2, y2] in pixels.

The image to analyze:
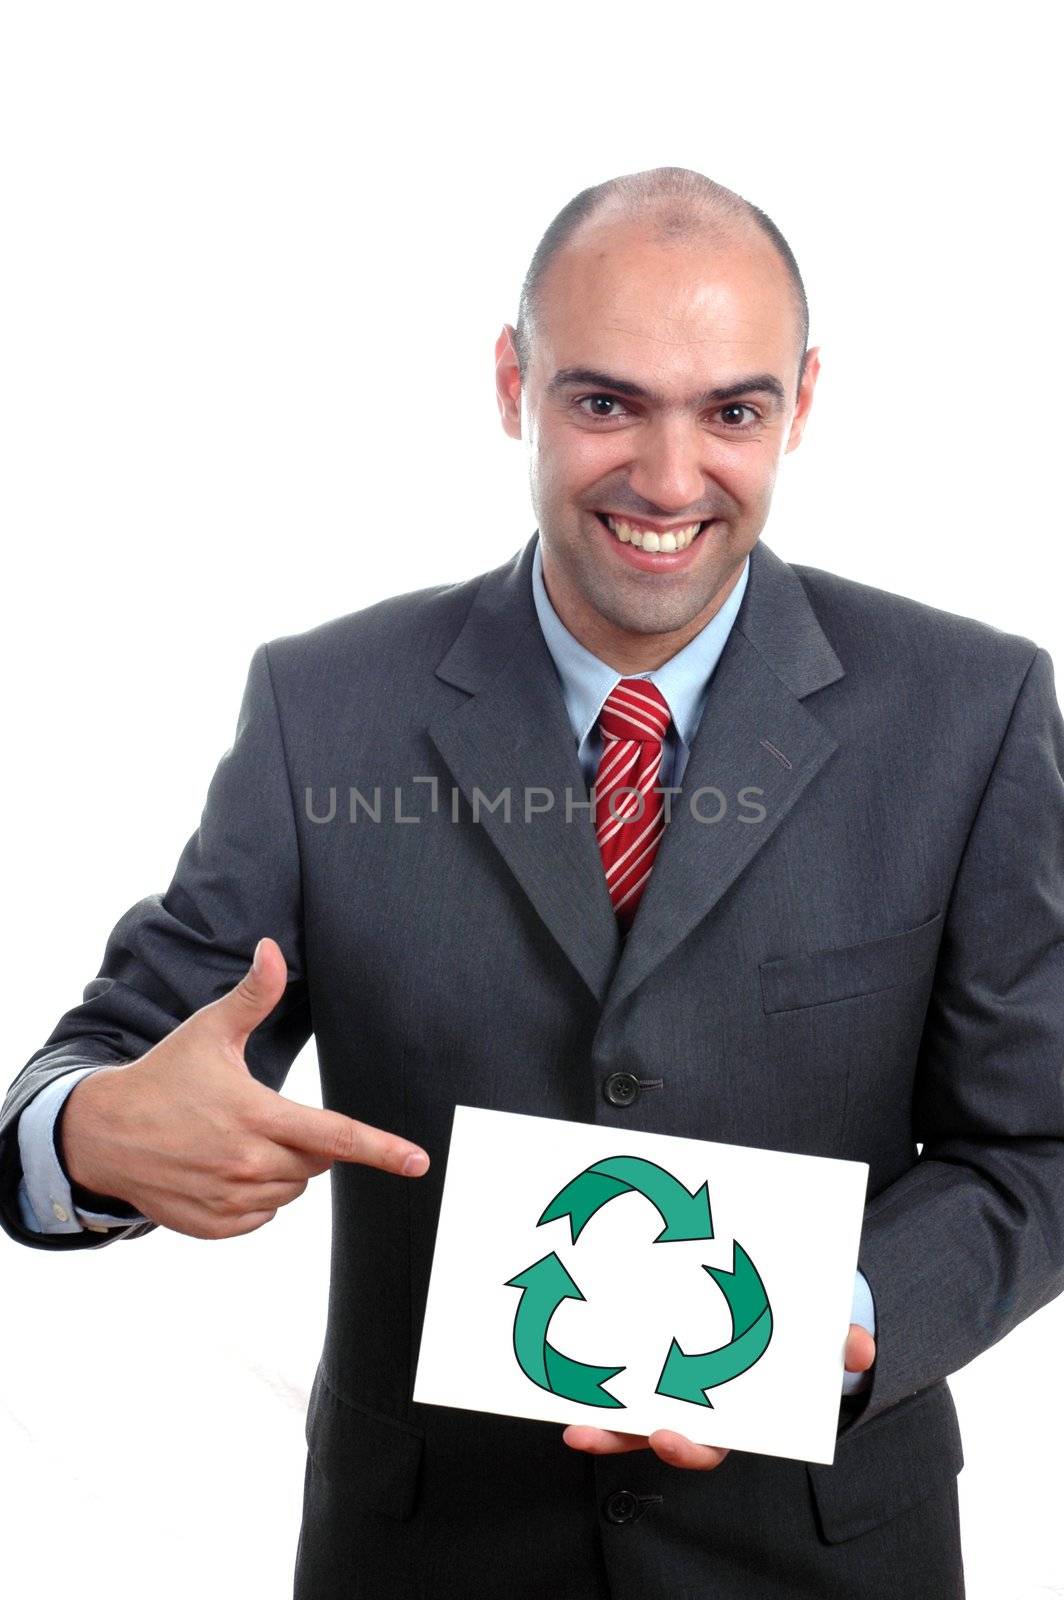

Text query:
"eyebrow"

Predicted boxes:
[[546, 366, 788, 409]]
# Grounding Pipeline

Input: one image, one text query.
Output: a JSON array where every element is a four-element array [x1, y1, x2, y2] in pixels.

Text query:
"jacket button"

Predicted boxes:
[[603, 1071, 639, 1108], [604, 1489, 638, 1525]]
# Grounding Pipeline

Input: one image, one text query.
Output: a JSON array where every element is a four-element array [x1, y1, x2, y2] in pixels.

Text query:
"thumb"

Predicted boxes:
[[205, 936, 290, 1051], [845, 1324, 876, 1372]]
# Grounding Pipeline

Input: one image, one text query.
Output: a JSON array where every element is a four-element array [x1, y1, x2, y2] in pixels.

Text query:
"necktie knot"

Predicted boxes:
[[598, 678, 671, 744]]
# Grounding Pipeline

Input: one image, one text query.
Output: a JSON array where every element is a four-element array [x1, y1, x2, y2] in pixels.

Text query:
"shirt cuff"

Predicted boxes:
[[16, 1066, 144, 1233]]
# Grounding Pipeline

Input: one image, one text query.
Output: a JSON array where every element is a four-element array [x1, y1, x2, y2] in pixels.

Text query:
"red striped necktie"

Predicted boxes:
[[593, 677, 672, 932]]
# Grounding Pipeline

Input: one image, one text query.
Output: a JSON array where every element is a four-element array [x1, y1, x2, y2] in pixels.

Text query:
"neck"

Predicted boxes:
[[541, 557, 747, 674]]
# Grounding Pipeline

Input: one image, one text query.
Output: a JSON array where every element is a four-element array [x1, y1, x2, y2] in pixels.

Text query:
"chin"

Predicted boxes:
[[591, 589, 712, 639]]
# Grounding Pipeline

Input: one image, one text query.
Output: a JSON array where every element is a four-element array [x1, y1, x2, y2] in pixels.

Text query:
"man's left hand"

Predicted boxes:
[[561, 1322, 876, 1471]]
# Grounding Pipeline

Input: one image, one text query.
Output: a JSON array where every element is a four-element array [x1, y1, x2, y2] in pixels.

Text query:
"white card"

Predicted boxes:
[[413, 1105, 869, 1466]]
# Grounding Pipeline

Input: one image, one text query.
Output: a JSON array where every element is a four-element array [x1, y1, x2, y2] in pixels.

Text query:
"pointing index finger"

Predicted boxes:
[[266, 1097, 430, 1177]]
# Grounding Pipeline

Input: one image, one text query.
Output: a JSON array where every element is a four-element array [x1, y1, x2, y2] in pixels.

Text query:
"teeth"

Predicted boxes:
[[604, 515, 703, 551]]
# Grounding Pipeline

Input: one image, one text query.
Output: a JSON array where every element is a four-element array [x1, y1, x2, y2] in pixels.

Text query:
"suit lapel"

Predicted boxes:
[[427, 535, 623, 1004], [603, 571, 843, 1014], [427, 532, 844, 1015]]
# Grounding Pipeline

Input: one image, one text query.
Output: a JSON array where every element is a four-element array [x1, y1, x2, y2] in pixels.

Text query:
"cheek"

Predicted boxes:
[[714, 443, 779, 510], [535, 428, 623, 503], [565, 432, 634, 496]]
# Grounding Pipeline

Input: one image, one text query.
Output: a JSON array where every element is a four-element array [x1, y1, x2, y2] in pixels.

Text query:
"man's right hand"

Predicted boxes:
[[59, 937, 431, 1239]]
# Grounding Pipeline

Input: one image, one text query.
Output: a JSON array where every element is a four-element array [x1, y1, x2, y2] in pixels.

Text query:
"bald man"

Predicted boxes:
[[3, 168, 1062, 1600]]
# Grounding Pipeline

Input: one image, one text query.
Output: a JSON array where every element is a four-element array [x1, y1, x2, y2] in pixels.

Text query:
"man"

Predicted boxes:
[[2, 166, 1062, 1598]]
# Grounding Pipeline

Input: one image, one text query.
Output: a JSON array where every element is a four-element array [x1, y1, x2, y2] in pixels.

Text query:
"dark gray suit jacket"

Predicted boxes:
[[3, 532, 1063, 1599]]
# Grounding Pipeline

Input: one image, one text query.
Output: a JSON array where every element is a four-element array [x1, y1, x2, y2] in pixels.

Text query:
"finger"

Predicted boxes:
[[648, 1430, 729, 1471], [562, 1426, 652, 1455], [845, 1323, 876, 1372], [222, 1176, 311, 1211], [215, 1208, 278, 1237], [232, 1131, 334, 1183], [267, 1099, 430, 1177], [266, 1146, 334, 1181], [203, 937, 290, 1051]]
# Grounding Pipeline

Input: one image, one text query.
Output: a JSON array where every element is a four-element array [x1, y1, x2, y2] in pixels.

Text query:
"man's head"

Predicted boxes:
[[495, 167, 820, 671]]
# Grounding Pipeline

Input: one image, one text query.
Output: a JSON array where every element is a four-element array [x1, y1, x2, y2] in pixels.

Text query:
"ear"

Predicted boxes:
[[495, 324, 523, 440], [783, 346, 821, 455]]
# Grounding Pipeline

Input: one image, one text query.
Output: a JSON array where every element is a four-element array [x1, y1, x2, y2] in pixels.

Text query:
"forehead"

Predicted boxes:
[[535, 219, 797, 381]]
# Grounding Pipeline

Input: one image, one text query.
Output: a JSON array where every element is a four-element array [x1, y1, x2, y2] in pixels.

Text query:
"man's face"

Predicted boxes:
[[496, 216, 820, 665]]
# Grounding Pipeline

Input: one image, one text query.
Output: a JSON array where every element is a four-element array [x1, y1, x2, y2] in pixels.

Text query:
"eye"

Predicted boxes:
[[718, 403, 760, 428], [576, 394, 630, 420]]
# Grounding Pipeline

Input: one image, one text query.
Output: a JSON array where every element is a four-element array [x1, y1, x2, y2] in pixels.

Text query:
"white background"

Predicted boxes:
[[1, 3, 1061, 1596]]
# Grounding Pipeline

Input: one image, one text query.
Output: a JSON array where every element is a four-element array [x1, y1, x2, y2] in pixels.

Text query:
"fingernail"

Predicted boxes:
[[402, 1151, 429, 1177], [252, 938, 264, 974]]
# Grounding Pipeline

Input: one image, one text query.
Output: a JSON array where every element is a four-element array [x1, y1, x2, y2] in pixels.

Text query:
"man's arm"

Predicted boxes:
[[851, 644, 1064, 1429], [0, 642, 312, 1250]]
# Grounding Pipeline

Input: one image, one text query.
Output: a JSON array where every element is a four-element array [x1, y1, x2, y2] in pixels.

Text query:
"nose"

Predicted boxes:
[[626, 415, 706, 516]]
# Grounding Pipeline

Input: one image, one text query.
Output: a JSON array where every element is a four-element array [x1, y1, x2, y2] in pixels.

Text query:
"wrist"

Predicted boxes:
[[54, 1066, 140, 1214]]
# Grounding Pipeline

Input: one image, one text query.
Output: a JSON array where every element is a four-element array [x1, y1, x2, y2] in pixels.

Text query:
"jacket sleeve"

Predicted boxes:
[[0, 641, 312, 1251], [848, 644, 1064, 1430]]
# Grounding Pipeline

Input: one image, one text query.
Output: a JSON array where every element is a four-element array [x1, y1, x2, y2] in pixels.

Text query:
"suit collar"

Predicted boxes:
[[433, 530, 842, 698], [528, 534, 751, 757], [429, 532, 542, 694], [428, 530, 844, 1012]]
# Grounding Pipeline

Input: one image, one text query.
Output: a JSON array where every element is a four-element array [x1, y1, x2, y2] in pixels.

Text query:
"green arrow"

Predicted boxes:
[[538, 1156, 713, 1245], [655, 1240, 773, 1408], [543, 1344, 626, 1407], [537, 1169, 633, 1243], [703, 1237, 770, 1338], [504, 1252, 626, 1408]]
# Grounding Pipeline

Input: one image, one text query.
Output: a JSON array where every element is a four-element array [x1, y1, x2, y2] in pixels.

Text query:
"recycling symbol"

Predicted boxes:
[[504, 1156, 773, 1410]]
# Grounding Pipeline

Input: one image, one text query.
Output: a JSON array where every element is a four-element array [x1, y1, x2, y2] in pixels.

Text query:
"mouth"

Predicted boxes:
[[592, 511, 714, 552]]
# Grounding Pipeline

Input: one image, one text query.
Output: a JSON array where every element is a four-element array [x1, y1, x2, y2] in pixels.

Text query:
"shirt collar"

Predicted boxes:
[[531, 532, 749, 750]]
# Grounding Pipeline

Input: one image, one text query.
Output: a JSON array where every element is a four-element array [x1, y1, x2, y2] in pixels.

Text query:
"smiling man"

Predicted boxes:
[[3, 168, 1063, 1600], [493, 174, 875, 1469]]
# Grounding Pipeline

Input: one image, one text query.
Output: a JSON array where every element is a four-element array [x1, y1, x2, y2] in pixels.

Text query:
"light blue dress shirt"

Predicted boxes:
[[13, 538, 876, 1395], [531, 537, 875, 1394], [531, 536, 750, 793]]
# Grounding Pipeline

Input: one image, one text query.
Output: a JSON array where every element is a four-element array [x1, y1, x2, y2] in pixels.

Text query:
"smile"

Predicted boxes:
[[594, 512, 712, 552]]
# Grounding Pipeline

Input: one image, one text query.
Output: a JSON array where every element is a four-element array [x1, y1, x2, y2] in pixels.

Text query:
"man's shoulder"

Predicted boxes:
[[789, 555, 1041, 683], [261, 566, 487, 680]]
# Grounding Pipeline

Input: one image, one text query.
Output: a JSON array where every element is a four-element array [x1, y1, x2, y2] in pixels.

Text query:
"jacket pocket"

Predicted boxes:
[[759, 910, 944, 1014], [304, 1362, 425, 1522], [806, 1379, 964, 1543]]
